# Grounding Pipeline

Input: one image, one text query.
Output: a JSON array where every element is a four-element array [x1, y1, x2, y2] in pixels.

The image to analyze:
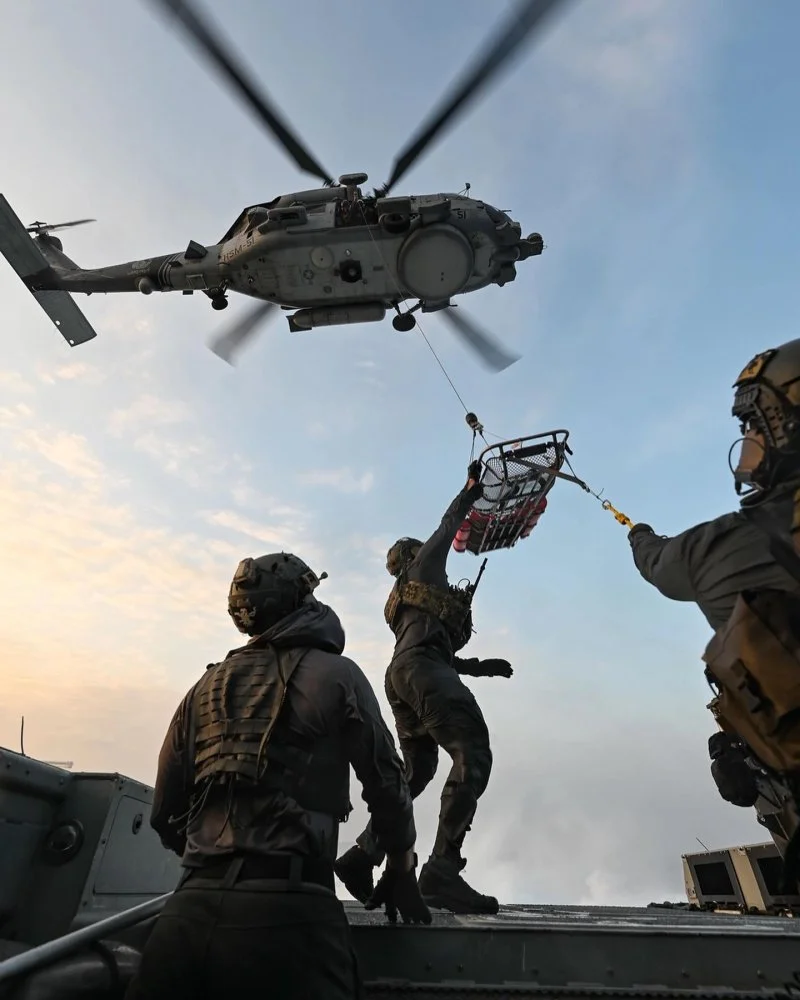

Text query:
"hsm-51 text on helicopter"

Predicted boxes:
[[0, 0, 573, 371]]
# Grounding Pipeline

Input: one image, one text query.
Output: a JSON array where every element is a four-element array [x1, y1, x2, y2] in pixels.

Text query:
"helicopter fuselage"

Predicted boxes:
[[24, 180, 543, 332]]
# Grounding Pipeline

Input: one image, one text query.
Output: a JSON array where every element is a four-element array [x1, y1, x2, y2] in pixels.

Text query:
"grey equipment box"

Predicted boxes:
[[0, 748, 182, 947]]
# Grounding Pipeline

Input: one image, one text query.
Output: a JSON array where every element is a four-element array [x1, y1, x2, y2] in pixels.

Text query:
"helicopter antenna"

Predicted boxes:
[[20, 715, 26, 756], [695, 836, 711, 852]]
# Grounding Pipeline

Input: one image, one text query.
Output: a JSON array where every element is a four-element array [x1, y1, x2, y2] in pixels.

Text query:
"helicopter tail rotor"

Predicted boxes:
[[438, 306, 520, 373], [25, 218, 96, 235], [208, 299, 279, 365]]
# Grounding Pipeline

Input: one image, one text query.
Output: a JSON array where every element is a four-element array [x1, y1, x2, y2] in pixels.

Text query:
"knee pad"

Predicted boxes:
[[448, 745, 493, 797], [405, 750, 439, 796]]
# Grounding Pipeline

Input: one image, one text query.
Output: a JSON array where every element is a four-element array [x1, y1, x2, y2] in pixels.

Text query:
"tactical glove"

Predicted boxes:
[[710, 756, 759, 808], [480, 658, 513, 678], [628, 522, 654, 539], [365, 853, 432, 925], [708, 733, 759, 808], [467, 460, 482, 483]]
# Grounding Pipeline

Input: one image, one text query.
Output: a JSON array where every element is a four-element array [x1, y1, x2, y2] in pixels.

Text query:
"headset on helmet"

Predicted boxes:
[[227, 552, 328, 635], [731, 338, 800, 496], [386, 537, 422, 577]]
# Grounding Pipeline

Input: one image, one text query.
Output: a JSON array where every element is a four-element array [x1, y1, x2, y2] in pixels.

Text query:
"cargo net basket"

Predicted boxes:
[[454, 429, 570, 555]]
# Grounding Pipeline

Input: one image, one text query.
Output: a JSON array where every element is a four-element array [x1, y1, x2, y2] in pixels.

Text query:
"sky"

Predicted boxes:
[[2, 0, 800, 908]]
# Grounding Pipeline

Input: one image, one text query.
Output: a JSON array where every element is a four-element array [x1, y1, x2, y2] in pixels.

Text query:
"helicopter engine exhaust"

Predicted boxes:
[[287, 302, 386, 333]]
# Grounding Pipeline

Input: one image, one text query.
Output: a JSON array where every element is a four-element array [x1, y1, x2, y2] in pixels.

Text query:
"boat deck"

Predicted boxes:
[[346, 901, 800, 997]]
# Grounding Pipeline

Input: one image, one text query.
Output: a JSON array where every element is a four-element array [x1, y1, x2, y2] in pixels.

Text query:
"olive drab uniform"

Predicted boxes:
[[629, 341, 800, 889], [126, 593, 417, 1000], [335, 478, 513, 915]]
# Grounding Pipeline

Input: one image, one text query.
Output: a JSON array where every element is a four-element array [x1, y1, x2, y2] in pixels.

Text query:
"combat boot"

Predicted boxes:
[[334, 845, 376, 904], [417, 855, 499, 915]]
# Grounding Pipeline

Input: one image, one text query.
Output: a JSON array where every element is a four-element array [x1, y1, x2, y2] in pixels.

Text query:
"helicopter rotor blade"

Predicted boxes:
[[146, 0, 335, 186], [208, 300, 278, 365], [26, 218, 96, 234], [439, 306, 521, 373], [381, 0, 573, 194]]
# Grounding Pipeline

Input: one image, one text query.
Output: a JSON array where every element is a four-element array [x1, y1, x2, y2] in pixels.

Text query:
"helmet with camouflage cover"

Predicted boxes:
[[228, 552, 327, 635], [731, 338, 800, 496], [386, 537, 423, 577]]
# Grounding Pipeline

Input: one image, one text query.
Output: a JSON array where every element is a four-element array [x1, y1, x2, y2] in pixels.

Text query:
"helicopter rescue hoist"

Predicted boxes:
[[449, 411, 636, 605], [0, 0, 576, 372]]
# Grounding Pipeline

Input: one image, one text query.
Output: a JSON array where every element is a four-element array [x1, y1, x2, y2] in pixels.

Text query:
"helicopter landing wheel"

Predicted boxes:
[[211, 295, 228, 311], [392, 312, 416, 333]]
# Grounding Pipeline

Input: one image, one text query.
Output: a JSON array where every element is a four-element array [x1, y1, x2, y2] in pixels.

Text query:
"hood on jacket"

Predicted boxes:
[[226, 598, 346, 659]]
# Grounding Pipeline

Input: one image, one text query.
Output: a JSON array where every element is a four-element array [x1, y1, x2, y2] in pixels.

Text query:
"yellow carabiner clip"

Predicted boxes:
[[601, 500, 634, 530]]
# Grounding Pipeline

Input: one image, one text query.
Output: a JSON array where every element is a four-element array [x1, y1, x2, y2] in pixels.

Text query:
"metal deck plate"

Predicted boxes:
[[346, 901, 800, 997]]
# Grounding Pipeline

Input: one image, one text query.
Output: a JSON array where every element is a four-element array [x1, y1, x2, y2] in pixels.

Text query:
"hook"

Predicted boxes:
[[465, 412, 484, 435]]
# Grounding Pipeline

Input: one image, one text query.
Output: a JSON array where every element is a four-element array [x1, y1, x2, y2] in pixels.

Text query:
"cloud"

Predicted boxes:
[[336, 693, 765, 907], [108, 393, 191, 435], [0, 370, 34, 393], [230, 482, 272, 509], [15, 427, 108, 483], [0, 391, 395, 786], [0, 402, 260, 664], [475, 716, 764, 907], [299, 467, 376, 494], [202, 508, 314, 557], [36, 361, 106, 385], [132, 431, 214, 487], [102, 393, 257, 489], [0, 458, 227, 639], [0, 402, 34, 428], [0, 639, 184, 784], [555, 0, 695, 102], [500, 0, 716, 227]]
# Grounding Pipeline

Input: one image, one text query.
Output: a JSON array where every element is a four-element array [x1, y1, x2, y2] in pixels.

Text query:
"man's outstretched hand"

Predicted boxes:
[[365, 852, 432, 925], [467, 460, 482, 486], [480, 658, 513, 678]]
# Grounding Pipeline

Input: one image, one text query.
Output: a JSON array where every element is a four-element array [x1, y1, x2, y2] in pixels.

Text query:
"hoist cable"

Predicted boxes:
[[414, 322, 472, 416], [356, 199, 481, 423], [356, 200, 634, 532]]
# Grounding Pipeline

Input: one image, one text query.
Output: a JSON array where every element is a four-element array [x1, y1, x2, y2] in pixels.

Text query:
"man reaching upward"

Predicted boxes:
[[335, 462, 512, 915]]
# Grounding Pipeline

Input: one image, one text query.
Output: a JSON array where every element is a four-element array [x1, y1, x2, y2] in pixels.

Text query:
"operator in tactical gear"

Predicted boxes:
[[627, 339, 800, 879], [125, 552, 430, 1000], [335, 463, 513, 916]]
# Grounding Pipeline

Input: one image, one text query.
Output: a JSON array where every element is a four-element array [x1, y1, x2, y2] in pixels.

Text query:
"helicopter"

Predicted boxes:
[[0, 0, 574, 371]]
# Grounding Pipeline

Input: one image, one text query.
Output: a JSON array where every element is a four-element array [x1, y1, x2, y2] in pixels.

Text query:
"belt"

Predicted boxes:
[[182, 853, 335, 892]]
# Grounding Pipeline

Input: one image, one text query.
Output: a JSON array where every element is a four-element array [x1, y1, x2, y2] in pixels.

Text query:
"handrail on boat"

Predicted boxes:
[[0, 893, 172, 984]]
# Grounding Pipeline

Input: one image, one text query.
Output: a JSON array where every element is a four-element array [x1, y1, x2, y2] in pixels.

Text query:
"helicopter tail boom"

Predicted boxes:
[[0, 194, 98, 347]]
